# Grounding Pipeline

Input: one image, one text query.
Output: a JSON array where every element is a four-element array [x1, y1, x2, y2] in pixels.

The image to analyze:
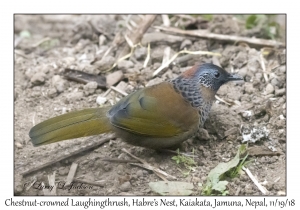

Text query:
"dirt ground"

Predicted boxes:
[[14, 15, 286, 196]]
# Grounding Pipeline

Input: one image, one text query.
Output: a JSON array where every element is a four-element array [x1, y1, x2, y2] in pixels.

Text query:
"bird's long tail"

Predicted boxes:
[[29, 107, 112, 146]]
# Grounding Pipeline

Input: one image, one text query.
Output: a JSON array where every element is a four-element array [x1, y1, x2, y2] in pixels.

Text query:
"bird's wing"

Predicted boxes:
[[108, 82, 199, 137]]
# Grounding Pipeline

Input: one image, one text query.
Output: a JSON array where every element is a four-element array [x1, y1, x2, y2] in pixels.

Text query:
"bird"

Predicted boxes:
[[29, 63, 243, 149]]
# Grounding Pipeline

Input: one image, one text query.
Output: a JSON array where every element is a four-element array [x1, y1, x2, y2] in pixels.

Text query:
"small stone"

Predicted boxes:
[[81, 159, 89, 165], [67, 91, 83, 102], [117, 164, 124, 175], [265, 181, 274, 191], [240, 174, 248, 182], [255, 73, 263, 81], [136, 170, 144, 178], [96, 96, 107, 105], [247, 57, 261, 73], [52, 75, 66, 93], [119, 181, 131, 192], [146, 77, 164, 87], [99, 35, 107, 46], [62, 57, 76, 66], [48, 87, 58, 98], [270, 78, 279, 87], [180, 39, 192, 49], [25, 68, 35, 79], [117, 60, 134, 70], [233, 51, 248, 68], [134, 47, 147, 60], [238, 67, 248, 78], [15, 142, 23, 149], [275, 88, 286, 96], [58, 167, 69, 176], [244, 185, 253, 194], [84, 81, 98, 96], [106, 70, 124, 87], [279, 66, 286, 73], [93, 55, 115, 71], [244, 83, 255, 94], [277, 191, 286, 196], [30, 72, 46, 85], [265, 84, 275, 95], [196, 128, 210, 140]]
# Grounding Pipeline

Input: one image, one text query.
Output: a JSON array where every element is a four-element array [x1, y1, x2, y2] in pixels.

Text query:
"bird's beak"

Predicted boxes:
[[227, 73, 244, 81]]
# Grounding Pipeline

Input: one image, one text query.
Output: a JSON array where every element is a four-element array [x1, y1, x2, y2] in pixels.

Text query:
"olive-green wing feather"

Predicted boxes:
[[108, 82, 199, 137]]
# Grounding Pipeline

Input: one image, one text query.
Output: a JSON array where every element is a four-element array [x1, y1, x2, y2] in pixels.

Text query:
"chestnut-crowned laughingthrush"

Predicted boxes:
[[29, 63, 243, 149]]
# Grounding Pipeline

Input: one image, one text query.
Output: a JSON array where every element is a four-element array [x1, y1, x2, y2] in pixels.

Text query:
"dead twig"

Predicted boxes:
[[73, 178, 105, 187], [43, 171, 57, 195], [154, 26, 285, 48], [21, 135, 115, 176], [242, 166, 268, 195], [118, 15, 157, 59], [259, 52, 269, 83], [65, 163, 78, 186], [101, 158, 139, 163], [122, 148, 176, 181], [110, 86, 128, 96]]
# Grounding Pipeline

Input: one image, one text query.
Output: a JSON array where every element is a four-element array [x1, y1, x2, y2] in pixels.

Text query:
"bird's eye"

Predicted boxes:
[[214, 72, 220, 78]]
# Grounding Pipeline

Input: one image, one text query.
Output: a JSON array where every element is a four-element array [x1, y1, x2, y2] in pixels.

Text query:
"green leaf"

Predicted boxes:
[[202, 145, 247, 195], [246, 15, 257, 29], [212, 180, 228, 192]]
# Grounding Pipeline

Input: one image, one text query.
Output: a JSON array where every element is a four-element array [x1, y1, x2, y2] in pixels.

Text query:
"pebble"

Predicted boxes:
[[265, 84, 274, 95], [136, 170, 144, 178], [240, 174, 248, 182], [93, 55, 115, 71], [106, 70, 124, 87], [67, 91, 83, 102], [270, 78, 279, 87], [25, 68, 35, 79], [52, 75, 66, 93], [244, 83, 255, 94], [15, 142, 23, 149], [146, 77, 164, 87], [275, 88, 286, 96], [117, 164, 124, 175], [277, 191, 286, 196], [119, 181, 131, 192], [134, 47, 147, 60], [255, 72, 263, 81], [238, 67, 248, 78], [247, 57, 260, 73], [30, 72, 46, 85], [58, 167, 69, 176], [279, 65, 286, 73], [244, 185, 254, 194], [233, 51, 248, 68], [84, 81, 98, 96], [62, 57, 76, 66], [99, 35, 107, 46], [196, 128, 210, 140], [117, 60, 134, 70], [48, 87, 58, 98], [265, 181, 274, 191], [180, 39, 192, 49], [96, 96, 107, 105]]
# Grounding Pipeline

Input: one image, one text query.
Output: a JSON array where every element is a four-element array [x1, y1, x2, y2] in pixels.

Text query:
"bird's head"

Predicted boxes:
[[182, 63, 243, 91]]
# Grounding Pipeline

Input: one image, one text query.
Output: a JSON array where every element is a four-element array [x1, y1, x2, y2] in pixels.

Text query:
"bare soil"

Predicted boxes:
[[14, 15, 286, 196]]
